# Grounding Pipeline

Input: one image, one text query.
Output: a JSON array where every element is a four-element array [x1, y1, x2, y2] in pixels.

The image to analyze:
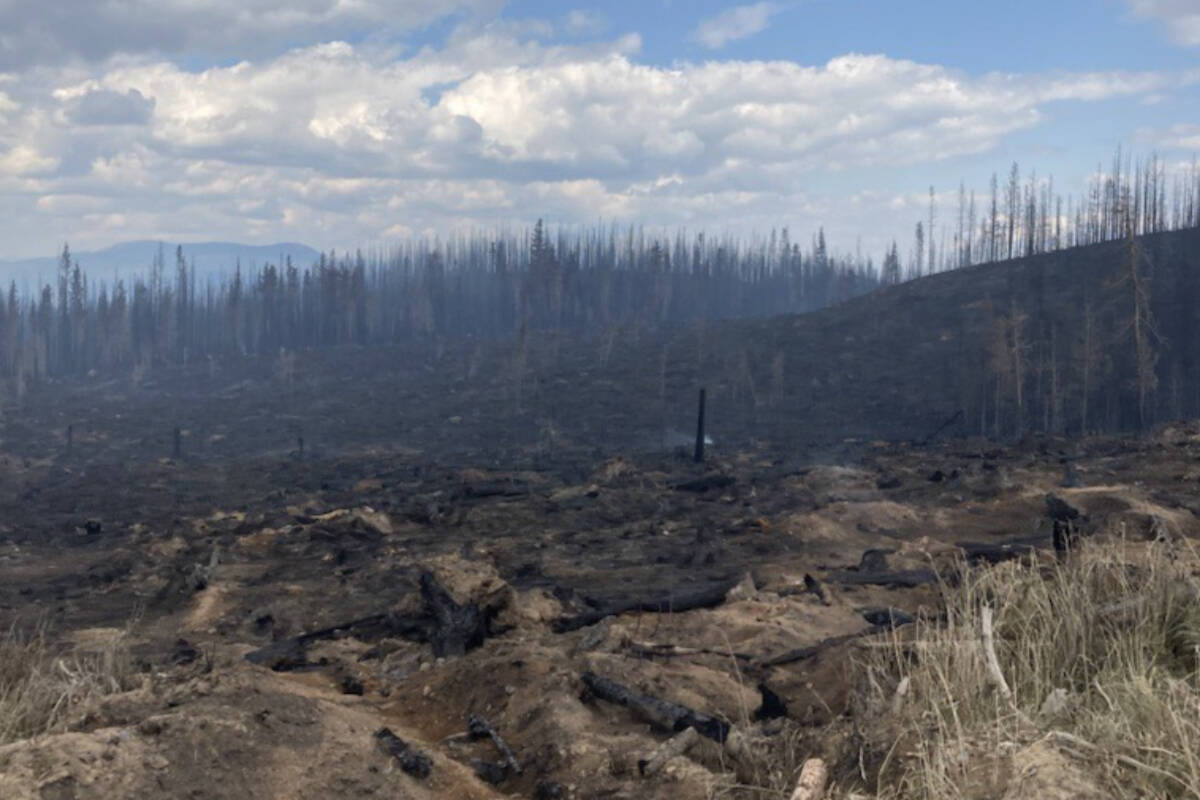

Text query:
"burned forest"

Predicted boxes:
[[4, 2, 1200, 795], [1, 145, 1200, 799]]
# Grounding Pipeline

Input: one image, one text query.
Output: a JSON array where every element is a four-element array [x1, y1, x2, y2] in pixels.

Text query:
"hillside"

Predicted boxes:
[[2, 229, 1200, 799], [4, 228, 1198, 475], [590, 225, 1200, 450], [0, 241, 320, 286]]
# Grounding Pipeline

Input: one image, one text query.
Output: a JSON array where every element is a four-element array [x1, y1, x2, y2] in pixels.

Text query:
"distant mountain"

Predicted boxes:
[[0, 241, 321, 287]]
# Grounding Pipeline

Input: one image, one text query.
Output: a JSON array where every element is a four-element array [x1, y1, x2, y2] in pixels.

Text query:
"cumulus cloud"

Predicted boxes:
[[0, 21, 1189, 259], [0, 0, 503, 69], [1127, 0, 1200, 45], [690, 3, 783, 49], [62, 88, 155, 126], [0, 144, 59, 176]]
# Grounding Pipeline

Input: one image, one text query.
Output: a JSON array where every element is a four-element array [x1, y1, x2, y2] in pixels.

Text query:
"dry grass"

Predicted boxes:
[[0, 624, 136, 745], [708, 720, 813, 800], [858, 536, 1200, 799]]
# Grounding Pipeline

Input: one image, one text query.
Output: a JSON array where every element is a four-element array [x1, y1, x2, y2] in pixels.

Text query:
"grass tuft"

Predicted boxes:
[[860, 537, 1200, 798], [0, 624, 136, 745]]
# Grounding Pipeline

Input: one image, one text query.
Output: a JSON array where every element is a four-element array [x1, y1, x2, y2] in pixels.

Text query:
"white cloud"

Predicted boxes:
[[0, 144, 59, 176], [1127, 0, 1200, 45], [63, 88, 155, 126], [0, 0, 504, 68], [1140, 122, 1200, 150], [0, 23, 1187, 259], [690, 3, 783, 50]]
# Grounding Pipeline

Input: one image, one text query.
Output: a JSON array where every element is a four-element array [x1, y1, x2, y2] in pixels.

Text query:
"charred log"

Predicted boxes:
[[467, 713, 522, 778], [638, 727, 701, 777], [957, 538, 1043, 565], [581, 671, 731, 743], [552, 577, 739, 633], [673, 474, 735, 493], [374, 728, 432, 779], [761, 626, 892, 668], [859, 607, 915, 627]]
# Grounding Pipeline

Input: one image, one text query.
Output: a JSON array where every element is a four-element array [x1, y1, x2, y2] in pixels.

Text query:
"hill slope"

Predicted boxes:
[[0, 241, 320, 286], [531, 225, 1200, 450], [4, 228, 1198, 469]]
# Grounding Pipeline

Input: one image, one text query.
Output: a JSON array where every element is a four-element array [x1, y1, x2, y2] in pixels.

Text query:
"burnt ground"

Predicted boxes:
[[3, 342, 1200, 798]]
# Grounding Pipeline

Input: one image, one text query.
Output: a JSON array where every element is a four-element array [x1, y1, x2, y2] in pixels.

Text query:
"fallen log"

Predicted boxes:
[[581, 671, 731, 743], [467, 713, 522, 777], [789, 758, 829, 800], [958, 537, 1044, 565], [552, 578, 739, 633], [638, 727, 701, 777], [374, 728, 432, 779], [859, 607, 915, 627], [761, 625, 896, 668], [625, 640, 755, 661], [673, 474, 735, 493]]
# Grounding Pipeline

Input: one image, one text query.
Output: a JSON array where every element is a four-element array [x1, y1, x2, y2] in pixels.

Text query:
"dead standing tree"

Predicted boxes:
[[986, 304, 1029, 437], [1121, 224, 1161, 430]]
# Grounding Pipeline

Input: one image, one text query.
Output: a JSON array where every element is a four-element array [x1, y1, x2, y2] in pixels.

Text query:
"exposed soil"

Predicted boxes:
[[3, 336, 1200, 798]]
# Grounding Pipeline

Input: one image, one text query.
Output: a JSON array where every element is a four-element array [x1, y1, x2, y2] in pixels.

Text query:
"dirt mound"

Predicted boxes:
[[0, 662, 494, 800]]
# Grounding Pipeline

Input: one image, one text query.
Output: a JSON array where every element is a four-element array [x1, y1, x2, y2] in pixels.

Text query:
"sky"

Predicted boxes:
[[0, 0, 1197, 262]]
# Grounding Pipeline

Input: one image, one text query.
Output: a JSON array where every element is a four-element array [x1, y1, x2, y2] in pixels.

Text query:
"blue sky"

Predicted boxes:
[[505, 0, 1185, 71], [0, 0, 1196, 262]]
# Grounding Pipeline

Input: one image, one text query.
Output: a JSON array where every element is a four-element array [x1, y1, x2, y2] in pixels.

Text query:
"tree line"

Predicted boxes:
[[0, 148, 1197, 415], [0, 221, 877, 395]]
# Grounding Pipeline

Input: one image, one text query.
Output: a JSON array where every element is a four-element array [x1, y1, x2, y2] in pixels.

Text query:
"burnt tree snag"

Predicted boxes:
[[694, 388, 706, 463], [1046, 493, 1083, 557], [245, 571, 496, 669], [419, 570, 488, 658], [803, 573, 833, 606], [582, 671, 731, 742]]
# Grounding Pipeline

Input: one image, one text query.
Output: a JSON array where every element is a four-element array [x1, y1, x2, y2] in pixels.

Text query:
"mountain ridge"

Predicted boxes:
[[0, 240, 321, 285]]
